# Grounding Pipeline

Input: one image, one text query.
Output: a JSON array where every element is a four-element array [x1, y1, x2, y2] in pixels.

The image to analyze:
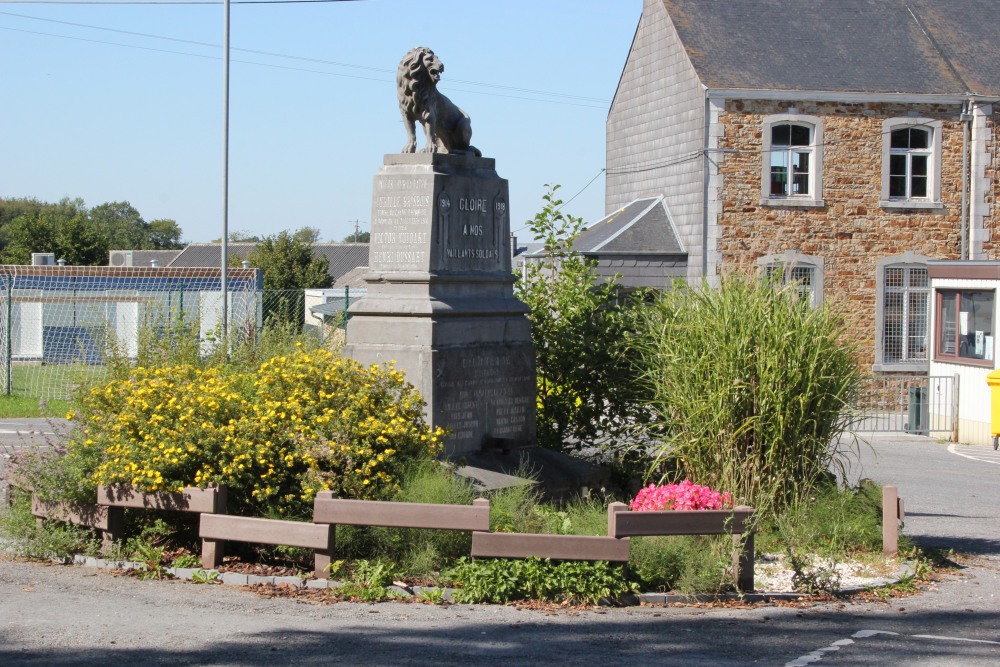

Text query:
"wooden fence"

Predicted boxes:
[[29, 485, 769, 593]]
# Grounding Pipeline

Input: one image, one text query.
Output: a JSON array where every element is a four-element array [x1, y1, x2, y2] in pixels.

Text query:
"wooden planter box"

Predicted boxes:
[[96, 484, 227, 514], [199, 514, 335, 578], [312, 493, 490, 532], [31, 495, 124, 549], [608, 503, 756, 592], [96, 484, 227, 560], [471, 531, 630, 562]]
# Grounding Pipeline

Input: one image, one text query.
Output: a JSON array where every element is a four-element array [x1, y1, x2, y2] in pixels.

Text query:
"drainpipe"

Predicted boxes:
[[960, 99, 972, 260]]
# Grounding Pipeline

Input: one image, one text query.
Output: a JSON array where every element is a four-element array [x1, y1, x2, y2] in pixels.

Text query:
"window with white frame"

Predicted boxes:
[[874, 254, 931, 371], [761, 114, 824, 206], [757, 251, 823, 306], [880, 118, 942, 208]]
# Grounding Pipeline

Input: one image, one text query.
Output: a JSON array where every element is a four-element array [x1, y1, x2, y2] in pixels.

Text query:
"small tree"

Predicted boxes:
[[515, 186, 649, 459], [248, 229, 332, 331], [342, 231, 370, 243]]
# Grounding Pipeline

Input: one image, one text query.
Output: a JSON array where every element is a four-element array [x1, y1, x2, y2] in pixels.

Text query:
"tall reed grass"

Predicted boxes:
[[633, 274, 863, 521]]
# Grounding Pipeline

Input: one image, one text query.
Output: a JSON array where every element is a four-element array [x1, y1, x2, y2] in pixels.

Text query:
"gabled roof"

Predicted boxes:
[[166, 243, 369, 282], [573, 196, 684, 255], [660, 0, 1000, 96], [333, 265, 369, 289], [166, 243, 256, 267], [124, 250, 183, 267]]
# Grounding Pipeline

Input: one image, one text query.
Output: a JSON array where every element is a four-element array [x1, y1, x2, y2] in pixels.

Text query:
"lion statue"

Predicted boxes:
[[397, 47, 481, 157]]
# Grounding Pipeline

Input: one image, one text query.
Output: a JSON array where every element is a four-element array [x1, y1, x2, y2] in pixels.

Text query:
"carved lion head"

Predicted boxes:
[[399, 46, 442, 92]]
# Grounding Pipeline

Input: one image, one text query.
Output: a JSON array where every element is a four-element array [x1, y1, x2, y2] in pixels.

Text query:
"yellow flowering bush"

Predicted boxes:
[[71, 346, 443, 517]]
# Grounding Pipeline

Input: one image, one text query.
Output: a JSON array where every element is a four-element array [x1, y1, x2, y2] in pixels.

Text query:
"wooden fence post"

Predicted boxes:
[[883, 485, 899, 556]]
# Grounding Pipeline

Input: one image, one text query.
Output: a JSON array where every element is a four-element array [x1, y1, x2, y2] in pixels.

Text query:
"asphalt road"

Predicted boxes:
[[1, 426, 998, 665]]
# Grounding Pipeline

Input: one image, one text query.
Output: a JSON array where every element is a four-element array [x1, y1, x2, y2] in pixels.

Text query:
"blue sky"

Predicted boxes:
[[1, 0, 641, 244]]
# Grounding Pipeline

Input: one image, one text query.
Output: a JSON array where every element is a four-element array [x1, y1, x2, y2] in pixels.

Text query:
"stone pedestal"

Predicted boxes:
[[343, 153, 536, 455]]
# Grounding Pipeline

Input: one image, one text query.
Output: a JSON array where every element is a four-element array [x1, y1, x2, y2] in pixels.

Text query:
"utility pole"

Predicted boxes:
[[349, 220, 366, 242]]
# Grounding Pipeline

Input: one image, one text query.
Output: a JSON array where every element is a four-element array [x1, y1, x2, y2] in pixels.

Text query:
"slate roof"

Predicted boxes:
[[121, 250, 183, 267], [166, 243, 369, 283], [332, 265, 369, 289], [166, 243, 257, 267], [573, 197, 684, 255], [661, 0, 1000, 96]]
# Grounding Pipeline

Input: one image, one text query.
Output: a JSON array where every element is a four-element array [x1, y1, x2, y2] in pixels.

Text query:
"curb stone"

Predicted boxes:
[[41, 556, 916, 605]]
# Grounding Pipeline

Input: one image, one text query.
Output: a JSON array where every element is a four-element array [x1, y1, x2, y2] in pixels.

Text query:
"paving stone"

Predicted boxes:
[[221, 572, 249, 586]]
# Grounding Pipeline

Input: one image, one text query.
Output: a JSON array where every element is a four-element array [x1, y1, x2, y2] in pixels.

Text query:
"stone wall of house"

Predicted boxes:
[[715, 100, 984, 369]]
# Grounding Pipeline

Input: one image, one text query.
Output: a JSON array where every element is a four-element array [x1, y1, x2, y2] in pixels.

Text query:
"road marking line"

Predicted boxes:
[[947, 443, 1000, 465], [785, 629, 998, 666], [911, 634, 1000, 645]]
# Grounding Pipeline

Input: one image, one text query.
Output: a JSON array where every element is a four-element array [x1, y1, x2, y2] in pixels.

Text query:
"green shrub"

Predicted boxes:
[[0, 491, 100, 560], [445, 557, 635, 605], [758, 482, 885, 558], [628, 535, 735, 594], [63, 346, 443, 517], [633, 274, 864, 521], [327, 559, 405, 602], [487, 478, 543, 533], [515, 186, 651, 459], [335, 460, 478, 578]]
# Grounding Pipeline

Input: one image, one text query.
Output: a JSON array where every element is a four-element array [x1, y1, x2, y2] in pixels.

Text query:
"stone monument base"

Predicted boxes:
[[343, 153, 536, 456]]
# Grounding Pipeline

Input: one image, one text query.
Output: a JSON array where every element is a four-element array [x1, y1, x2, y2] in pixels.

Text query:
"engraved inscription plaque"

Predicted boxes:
[[345, 152, 535, 455]]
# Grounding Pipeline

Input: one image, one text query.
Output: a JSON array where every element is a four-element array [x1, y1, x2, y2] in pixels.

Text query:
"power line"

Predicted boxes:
[[0, 10, 611, 105], [2, 23, 609, 107], [511, 169, 608, 235], [558, 169, 605, 210], [0, 1, 361, 5]]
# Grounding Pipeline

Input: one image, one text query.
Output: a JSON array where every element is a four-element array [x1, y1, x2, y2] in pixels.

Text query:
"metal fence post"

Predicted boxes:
[[4, 279, 11, 396], [951, 373, 960, 443]]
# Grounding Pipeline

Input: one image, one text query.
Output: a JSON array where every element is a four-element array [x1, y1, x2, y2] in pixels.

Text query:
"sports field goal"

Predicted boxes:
[[0, 265, 262, 401]]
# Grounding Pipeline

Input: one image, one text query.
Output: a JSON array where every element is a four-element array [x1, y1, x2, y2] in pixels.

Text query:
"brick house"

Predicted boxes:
[[606, 0, 1000, 383]]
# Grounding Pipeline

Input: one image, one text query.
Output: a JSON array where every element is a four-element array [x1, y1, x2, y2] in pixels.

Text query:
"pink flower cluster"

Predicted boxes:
[[630, 480, 732, 512]]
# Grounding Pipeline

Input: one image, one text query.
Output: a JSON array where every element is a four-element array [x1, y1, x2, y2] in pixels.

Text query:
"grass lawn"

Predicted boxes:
[[0, 362, 106, 410], [0, 395, 73, 418]]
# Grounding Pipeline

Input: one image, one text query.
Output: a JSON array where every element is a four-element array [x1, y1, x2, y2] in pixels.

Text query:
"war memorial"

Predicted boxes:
[[344, 47, 537, 456]]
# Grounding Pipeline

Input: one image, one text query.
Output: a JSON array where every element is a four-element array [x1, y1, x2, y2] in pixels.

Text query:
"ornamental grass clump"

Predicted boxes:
[[634, 274, 864, 522], [66, 345, 442, 517]]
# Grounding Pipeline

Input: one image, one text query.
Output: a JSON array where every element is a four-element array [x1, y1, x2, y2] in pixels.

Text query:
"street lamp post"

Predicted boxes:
[[221, 0, 231, 344]]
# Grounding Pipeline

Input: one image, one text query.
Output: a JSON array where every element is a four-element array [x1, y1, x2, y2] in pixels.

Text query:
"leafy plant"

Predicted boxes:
[[331, 559, 405, 602], [191, 569, 221, 584], [170, 553, 201, 569], [446, 557, 635, 605], [787, 552, 842, 595], [515, 185, 651, 459], [415, 587, 447, 604], [134, 542, 167, 581], [633, 274, 864, 521]]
